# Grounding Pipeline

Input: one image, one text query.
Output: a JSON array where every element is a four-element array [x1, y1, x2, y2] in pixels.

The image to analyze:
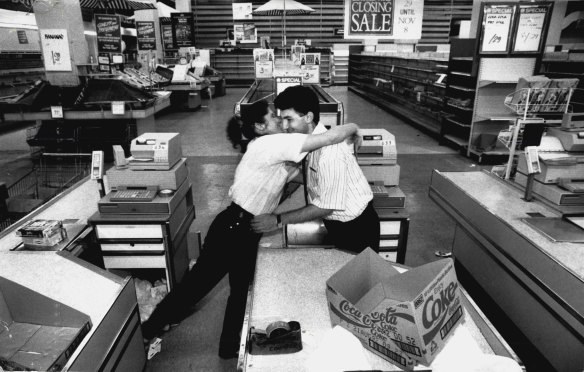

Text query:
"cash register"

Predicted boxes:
[[128, 132, 182, 170], [356, 129, 399, 186], [516, 113, 584, 207]]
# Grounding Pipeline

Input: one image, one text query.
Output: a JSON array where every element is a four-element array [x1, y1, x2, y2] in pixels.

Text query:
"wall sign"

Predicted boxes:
[[234, 23, 257, 43], [344, 0, 424, 40], [480, 4, 515, 53], [171, 12, 195, 48], [161, 24, 175, 50], [40, 29, 72, 72], [300, 53, 320, 84], [137, 21, 156, 51], [50, 106, 63, 119], [95, 14, 122, 53], [512, 4, 550, 53], [232, 3, 252, 20]]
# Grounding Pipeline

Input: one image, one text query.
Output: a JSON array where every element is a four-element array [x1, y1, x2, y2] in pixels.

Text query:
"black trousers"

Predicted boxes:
[[323, 201, 380, 254], [142, 203, 262, 349]]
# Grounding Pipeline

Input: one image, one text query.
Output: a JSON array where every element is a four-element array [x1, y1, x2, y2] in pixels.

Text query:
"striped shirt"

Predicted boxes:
[[229, 133, 308, 216], [307, 123, 373, 222]]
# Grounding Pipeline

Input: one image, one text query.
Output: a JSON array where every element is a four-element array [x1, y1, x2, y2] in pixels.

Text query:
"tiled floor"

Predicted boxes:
[[0, 86, 485, 372]]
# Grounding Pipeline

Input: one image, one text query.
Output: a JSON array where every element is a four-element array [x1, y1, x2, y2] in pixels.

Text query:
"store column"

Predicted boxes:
[[33, 0, 88, 86]]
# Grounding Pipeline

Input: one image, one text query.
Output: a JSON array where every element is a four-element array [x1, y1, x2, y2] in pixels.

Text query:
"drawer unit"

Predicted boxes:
[[95, 224, 163, 239], [100, 243, 165, 253], [103, 254, 167, 269], [376, 209, 409, 264]]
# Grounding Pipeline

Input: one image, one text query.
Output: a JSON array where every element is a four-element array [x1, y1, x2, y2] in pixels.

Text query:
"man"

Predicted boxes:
[[252, 85, 380, 253], [141, 99, 363, 358]]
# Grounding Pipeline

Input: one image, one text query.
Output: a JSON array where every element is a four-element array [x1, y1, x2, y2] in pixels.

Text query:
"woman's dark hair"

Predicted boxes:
[[274, 85, 320, 124], [226, 100, 269, 153]]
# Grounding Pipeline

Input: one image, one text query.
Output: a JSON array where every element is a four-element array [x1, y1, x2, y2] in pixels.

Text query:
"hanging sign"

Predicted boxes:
[[512, 4, 549, 53], [50, 106, 63, 119], [234, 23, 257, 43], [253, 49, 274, 79], [161, 24, 175, 50], [299, 53, 320, 84], [344, 0, 424, 40], [137, 21, 157, 51], [95, 14, 122, 53], [39, 29, 72, 72], [480, 4, 515, 53], [111, 101, 125, 115], [171, 12, 195, 48], [232, 3, 253, 20]]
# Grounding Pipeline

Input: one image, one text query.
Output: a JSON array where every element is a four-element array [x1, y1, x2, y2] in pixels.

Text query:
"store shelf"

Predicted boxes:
[[450, 71, 472, 77], [443, 116, 471, 128], [449, 84, 475, 93], [443, 133, 469, 147]]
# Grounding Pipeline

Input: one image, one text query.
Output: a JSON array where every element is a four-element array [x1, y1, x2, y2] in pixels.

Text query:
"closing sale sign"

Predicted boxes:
[[344, 0, 424, 40]]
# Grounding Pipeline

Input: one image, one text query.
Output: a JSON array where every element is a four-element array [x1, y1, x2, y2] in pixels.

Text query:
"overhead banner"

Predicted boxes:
[[95, 14, 122, 53], [232, 3, 253, 20], [171, 12, 195, 48], [137, 21, 156, 51], [40, 29, 72, 71], [344, 0, 423, 40]]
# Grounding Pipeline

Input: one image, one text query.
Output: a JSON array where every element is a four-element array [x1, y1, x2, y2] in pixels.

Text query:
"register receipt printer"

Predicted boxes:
[[516, 113, 584, 206], [129, 133, 182, 171], [356, 129, 400, 186]]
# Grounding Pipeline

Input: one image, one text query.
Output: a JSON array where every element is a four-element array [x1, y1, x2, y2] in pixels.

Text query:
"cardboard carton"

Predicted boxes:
[[326, 249, 463, 370], [0, 276, 92, 371]]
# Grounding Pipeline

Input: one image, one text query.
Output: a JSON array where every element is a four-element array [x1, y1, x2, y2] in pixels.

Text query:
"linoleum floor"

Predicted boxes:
[[141, 86, 486, 371]]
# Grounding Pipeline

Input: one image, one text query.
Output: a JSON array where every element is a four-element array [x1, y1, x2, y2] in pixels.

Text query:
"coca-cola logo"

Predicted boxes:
[[340, 300, 363, 321], [422, 282, 458, 330]]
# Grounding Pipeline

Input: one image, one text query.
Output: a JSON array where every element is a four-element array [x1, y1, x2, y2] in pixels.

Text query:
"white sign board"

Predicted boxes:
[[40, 29, 72, 71], [232, 3, 253, 20], [481, 5, 514, 53], [253, 49, 274, 78], [513, 5, 547, 53]]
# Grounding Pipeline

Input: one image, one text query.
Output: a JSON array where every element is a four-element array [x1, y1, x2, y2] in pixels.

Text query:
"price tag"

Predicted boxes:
[[50, 106, 63, 119], [111, 101, 125, 115]]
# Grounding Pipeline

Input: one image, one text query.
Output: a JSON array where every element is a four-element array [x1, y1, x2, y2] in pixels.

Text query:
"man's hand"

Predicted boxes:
[[251, 214, 279, 233], [345, 127, 363, 150]]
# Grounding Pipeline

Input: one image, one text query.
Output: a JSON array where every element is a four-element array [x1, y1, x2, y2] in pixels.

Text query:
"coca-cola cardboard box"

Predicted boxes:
[[326, 249, 463, 370]]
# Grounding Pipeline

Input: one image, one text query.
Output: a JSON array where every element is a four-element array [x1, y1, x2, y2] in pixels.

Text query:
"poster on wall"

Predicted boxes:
[[299, 53, 320, 84], [171, 12, 195, 48], [95, 14, 122, 53], [234, 23, 257, 43], [512, 4, 550, 53], [137, 21, 156, 51], [161, 24, 175, 50], [232, 3, 253, 20], [253, 49, 274, 78], [40, 29, 72, 72], [343, 0, 424, 40], [480, 4, 515, 53]]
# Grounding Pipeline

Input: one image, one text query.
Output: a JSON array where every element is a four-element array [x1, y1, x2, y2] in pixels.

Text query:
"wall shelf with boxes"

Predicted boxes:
[[348, 52, 449, 135]]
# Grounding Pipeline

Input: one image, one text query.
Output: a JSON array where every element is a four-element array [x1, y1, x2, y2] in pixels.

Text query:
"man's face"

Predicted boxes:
[[261, 107, 284, 134], [280, 108, 310, 134]]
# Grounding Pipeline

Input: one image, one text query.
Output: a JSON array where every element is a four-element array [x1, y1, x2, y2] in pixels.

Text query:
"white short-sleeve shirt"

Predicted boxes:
[[229, 133, 308, 215]]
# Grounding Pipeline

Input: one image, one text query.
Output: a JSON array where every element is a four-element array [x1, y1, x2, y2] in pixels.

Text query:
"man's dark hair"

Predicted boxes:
[[274, 85, 320, 125], [226, 99, 269, 152]]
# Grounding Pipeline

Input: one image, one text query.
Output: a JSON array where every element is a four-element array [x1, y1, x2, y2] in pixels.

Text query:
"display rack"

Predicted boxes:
[[501, 87, 582, 179], [348, 52, 449, 134]]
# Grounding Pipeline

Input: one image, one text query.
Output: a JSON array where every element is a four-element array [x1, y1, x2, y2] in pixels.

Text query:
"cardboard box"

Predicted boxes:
[[0, 277, 92, 371], [326, 249, 463, 369]]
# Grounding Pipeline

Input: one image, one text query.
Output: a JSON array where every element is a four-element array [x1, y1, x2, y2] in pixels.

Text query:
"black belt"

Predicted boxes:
[[228, 202, 254, 221]]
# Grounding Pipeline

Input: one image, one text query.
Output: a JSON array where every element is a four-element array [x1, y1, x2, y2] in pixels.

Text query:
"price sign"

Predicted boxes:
[[480, 4, 514, 53], [50, 106, 63, 119], [513, 5, 549, 53], [111, 101, 125, 115]]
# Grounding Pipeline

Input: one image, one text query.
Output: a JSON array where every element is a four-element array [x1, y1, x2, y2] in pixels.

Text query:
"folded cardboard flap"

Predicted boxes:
[[326, 248, 463, 370], [327, 248, 401, 305], [0, 277, 90, 328]]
